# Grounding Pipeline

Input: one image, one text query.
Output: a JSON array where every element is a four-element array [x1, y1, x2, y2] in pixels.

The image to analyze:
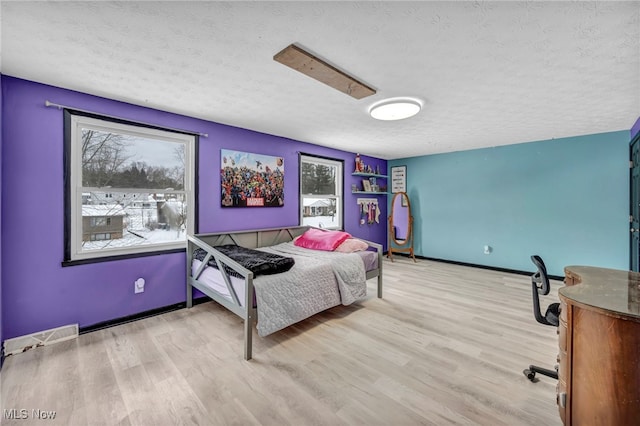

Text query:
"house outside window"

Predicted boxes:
[[84, 205, 122, 242], [300, 154, 343, 229], [66, 112, 195, 262], [90, 217, 111, 227]]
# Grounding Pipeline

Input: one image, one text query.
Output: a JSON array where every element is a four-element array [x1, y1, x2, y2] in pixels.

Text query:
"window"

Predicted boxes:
[[300, 154, 343, 229], [65, 112, 195, 262], [90, 217, 111, 227]]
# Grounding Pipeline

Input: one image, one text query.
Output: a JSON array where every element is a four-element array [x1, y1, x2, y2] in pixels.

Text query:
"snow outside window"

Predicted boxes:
[[66, 113, 195, 261], [300, 155, 343, 230]]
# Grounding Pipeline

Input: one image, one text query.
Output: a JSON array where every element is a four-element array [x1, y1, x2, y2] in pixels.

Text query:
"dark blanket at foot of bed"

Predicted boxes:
[[193, 244, 295, 278]]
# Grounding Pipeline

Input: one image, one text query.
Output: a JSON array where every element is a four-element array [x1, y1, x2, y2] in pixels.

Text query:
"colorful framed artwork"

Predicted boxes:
[[221, 149, 284, 207]]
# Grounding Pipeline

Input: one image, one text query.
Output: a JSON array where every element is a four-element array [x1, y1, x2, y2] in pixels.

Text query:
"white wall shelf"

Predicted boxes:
[[352, 191, 388, 195], [352, 172, 388, 179]]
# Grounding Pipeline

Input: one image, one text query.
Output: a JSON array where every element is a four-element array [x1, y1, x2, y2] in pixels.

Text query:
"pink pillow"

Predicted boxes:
[[335, 238, 369, 253], [294, 228, 351, 251]]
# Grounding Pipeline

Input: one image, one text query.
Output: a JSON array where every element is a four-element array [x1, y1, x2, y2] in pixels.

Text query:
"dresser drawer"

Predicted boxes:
[[557, 379, 568, 425], [558, 320, 568, 352], [557, 350, 567, 381]]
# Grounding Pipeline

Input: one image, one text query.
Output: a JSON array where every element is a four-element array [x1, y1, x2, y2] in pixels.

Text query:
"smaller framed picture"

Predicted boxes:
[[351, 184, 358, 192], [391, 165, 407, 193], [362, 179, 372, 192]]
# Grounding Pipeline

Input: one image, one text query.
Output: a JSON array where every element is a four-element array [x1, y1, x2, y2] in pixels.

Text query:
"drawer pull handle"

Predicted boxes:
[[557, 392, 567, 408]]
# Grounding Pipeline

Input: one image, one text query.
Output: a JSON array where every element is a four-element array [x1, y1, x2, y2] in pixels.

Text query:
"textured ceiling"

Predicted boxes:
[[1, 1, 639, 159]]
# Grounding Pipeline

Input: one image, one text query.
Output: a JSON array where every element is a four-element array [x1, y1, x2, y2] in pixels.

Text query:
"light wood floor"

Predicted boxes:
[[1, 257, 563, 426]]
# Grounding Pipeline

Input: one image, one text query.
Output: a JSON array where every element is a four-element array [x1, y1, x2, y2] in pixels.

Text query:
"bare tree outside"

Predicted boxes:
[[79, 128, 189, 251], [82, 130, 131, 187]]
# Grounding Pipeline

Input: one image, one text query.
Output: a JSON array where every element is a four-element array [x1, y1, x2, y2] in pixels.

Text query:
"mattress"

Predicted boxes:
[[192, 258, 250, 306], [359, 249, 378, 272], [191, 249, 377, 308]]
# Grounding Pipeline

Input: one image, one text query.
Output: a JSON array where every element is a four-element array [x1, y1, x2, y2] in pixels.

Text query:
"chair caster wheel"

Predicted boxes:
[[523, 369, 536, 381]]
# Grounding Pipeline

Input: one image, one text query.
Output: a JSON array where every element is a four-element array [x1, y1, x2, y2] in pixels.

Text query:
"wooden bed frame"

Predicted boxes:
[[186, 225, 383, 360]]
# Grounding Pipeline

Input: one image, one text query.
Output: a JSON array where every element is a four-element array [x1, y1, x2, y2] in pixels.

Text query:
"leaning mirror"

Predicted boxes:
[[388, 192, 416, 262]]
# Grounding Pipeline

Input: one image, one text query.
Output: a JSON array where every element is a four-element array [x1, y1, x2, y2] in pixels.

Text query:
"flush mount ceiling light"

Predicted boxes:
[[274, 44, 376, 99], [369, 98, 422, 121]]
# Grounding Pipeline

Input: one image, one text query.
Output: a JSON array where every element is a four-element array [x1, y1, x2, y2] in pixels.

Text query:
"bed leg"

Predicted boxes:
[[186, 281, 193, 308], [377, 246, 383, 298], [244, 277, 255, 360], [244, 315, 253, 361], [186, 240, 193, 308]]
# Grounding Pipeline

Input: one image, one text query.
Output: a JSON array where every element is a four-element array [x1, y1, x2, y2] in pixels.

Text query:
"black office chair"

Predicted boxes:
[[523, 255, 560, 382]]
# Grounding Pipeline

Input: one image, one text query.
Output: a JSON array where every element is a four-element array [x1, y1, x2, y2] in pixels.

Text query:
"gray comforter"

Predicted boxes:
[[254, 242, 367, 337]]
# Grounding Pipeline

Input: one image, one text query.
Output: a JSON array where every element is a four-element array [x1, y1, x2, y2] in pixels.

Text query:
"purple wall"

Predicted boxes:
[[632, 116, 640, 140], [0, 74, 4, 361], [1, 76, 387, 340]]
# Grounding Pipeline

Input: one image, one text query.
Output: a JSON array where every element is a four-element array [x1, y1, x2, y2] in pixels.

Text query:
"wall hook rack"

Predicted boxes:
[[357, 198, 380, 225], [356, 198, 378, 207]]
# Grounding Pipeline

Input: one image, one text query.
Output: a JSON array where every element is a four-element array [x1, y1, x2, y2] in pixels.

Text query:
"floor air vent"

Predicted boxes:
[[3, 324, 79, 356]]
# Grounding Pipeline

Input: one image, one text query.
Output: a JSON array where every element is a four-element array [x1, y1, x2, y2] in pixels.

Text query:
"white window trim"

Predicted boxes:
[[68, 114, 195, 261], [299, 155, 343, 230]]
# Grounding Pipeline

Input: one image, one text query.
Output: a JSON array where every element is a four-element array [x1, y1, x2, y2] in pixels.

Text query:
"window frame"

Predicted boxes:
[[299, 153, 344, 230], [63, 110, 197, 265]]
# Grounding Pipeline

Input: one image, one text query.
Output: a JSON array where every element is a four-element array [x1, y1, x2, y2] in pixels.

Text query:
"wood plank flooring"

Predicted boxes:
[[1, 257, 563, 425]]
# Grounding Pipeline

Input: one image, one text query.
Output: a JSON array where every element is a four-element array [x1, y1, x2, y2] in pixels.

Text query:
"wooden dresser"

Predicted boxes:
[[558, 266, 640, 425]]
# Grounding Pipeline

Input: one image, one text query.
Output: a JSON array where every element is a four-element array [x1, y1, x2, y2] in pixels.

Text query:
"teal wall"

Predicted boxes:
[[0, 74, 3, 366], [389, 131, 630, 276]]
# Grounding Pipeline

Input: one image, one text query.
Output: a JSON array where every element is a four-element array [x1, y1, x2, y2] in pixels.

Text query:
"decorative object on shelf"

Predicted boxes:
[[355, 153, 363, 172], [369, 177, 380, 192], [351, 168, 388, 193], [390, 165, 407, 193]]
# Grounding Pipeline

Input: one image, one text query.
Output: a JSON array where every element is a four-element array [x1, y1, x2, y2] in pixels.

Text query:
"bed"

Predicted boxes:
[[186, 225, 383, 360]]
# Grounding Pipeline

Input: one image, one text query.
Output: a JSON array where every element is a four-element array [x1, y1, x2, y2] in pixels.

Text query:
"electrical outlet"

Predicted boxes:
[[134, 278, 145, 294]]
